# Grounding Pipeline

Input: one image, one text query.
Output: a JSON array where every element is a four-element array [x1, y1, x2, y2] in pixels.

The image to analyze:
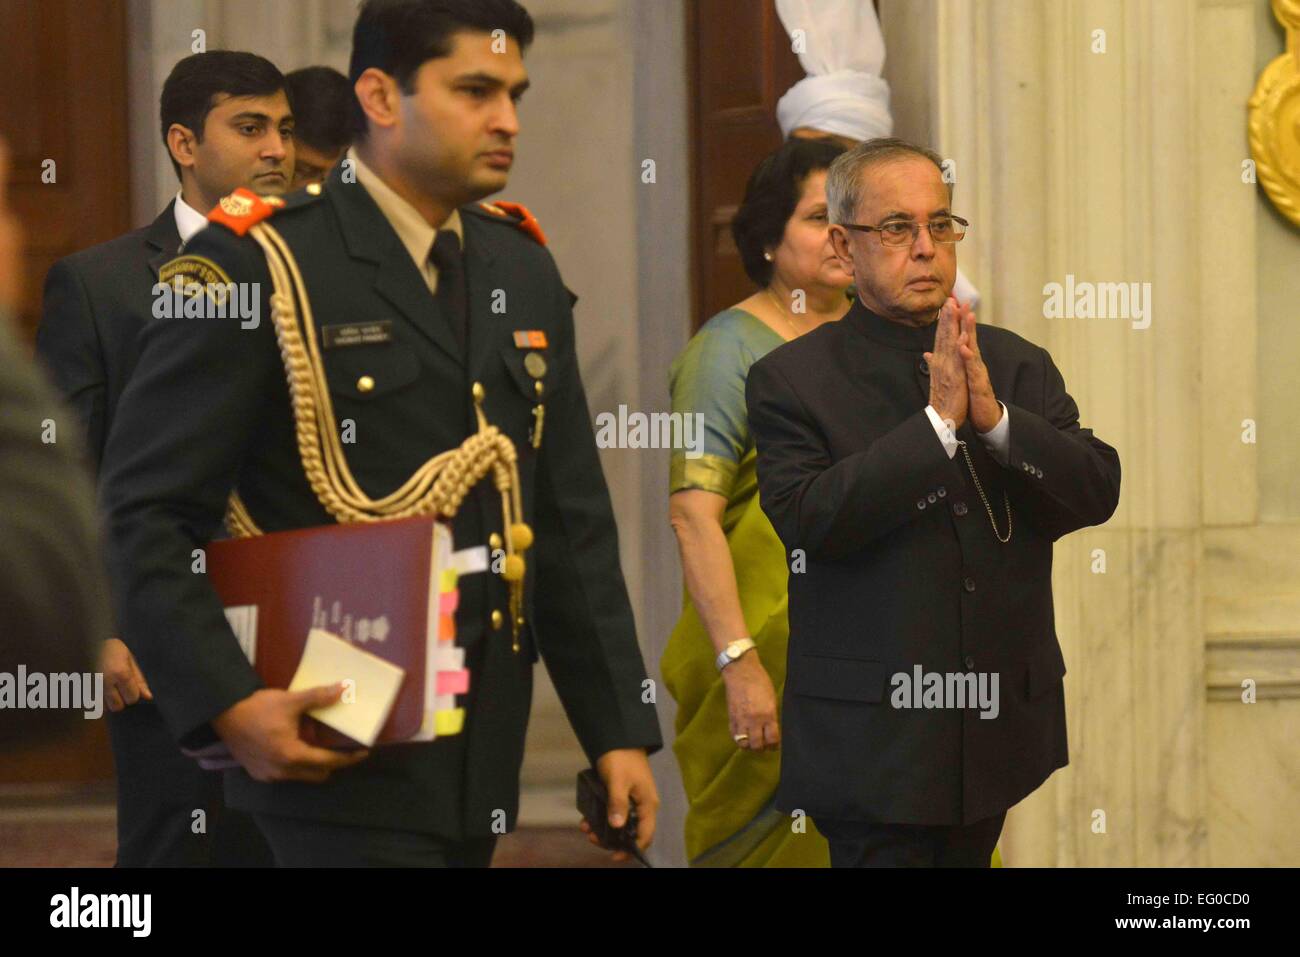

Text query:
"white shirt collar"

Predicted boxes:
[[173, 191, 209, 245]]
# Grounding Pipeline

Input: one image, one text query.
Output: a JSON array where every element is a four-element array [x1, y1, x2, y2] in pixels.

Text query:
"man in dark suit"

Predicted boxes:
[[36, 51, 293, 867], [285, 66, 353, 189], [746, 137, 1120, 867], [100, 0, 661, 867]]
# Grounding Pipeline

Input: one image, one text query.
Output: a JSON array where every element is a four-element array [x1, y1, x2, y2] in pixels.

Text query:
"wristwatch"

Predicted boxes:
[[715, 638, 756, 672]]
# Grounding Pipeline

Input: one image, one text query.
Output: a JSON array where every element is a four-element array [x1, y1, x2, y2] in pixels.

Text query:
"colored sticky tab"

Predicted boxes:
[[439, 589, 460, 615], [433, 646, 464, 671], [438, 613, 456, 641], [436, 669, 470, 695], [439, 569, 459, 592], [452, 546, 488, 575], [435, 708, 465, 736]]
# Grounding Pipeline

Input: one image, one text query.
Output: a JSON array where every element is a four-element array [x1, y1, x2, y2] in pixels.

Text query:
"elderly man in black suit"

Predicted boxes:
[[36, 50, 292, 867], [745, 137, 1120, 867]]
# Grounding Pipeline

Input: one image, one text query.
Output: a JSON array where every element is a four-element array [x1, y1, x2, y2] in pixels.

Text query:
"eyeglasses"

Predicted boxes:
[[841, 215, 969, 247]]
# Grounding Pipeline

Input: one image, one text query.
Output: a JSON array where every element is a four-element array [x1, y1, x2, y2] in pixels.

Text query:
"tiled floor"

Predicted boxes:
[[0, 785, 634, 868]]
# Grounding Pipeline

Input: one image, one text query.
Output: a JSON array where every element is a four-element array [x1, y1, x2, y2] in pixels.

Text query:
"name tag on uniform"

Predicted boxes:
[[322, 321, 394, 349]]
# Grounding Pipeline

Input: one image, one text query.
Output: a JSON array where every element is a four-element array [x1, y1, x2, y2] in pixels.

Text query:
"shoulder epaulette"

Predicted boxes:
[[474, 200, 548, 246], [207, 188, 280, 236], [207, 183, 324, 236]]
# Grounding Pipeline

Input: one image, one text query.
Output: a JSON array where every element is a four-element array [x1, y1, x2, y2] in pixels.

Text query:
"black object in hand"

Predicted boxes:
[[576, 768, 649, 866]]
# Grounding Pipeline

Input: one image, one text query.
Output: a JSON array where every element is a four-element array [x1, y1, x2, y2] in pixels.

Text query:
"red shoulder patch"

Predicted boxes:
[[207, 188, 282, 236], [478, 200, 548, 246]]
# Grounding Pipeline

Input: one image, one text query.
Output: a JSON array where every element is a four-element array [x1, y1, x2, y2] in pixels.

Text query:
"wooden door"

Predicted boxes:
[[0, 0, 131, 345], [687, 0, 804, 330], [0, 0, 130, 784]]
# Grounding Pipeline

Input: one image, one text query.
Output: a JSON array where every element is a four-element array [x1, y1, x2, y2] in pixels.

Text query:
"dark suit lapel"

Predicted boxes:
[[324, 163, 463, 366], [146, 201, 182, 278]]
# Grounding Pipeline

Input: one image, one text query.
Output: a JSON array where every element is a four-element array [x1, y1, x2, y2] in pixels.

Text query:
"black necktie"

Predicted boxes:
[[429, 229, 467, 354]]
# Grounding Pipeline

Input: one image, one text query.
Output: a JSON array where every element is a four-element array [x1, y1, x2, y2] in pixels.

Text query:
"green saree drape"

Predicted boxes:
[[662, 308, 829, 867]]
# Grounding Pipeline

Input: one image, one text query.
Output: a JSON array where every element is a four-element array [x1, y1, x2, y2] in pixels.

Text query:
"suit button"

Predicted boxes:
[[918, 358, 929, 376], [357, 375, 375, 393], [491, 609, 504, 629], [927, 492, 937, 503], [964, 656, 975, 670], [1022, 462, 1030, 471], [937, 486, 946, 498], [963, 577, 976, 592], [917, 499, 927, 510], [1036, 467, 1044, 478], [953, 501, 968, 516]]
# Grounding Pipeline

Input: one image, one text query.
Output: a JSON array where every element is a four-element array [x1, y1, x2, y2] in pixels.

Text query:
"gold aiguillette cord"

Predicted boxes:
[[224, 221, 533, 650]]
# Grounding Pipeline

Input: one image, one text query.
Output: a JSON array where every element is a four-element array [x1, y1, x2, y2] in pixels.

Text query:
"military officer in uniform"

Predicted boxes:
[[100, 0, 662, 866]]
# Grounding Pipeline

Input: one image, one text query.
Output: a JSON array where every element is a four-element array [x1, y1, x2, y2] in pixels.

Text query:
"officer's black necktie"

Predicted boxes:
[[429, 229, 467, 354]]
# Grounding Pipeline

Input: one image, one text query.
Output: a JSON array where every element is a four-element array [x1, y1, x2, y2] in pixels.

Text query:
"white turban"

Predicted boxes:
[[775, 0, 892, 141], [777, 72, 893, 143]]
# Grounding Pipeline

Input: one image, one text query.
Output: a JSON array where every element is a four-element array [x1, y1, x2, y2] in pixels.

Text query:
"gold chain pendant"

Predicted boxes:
[[958, 440, 1012, 543]]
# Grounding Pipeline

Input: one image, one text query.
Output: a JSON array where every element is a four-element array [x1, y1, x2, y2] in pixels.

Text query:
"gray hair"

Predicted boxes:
[[826, 137, 950, 225]]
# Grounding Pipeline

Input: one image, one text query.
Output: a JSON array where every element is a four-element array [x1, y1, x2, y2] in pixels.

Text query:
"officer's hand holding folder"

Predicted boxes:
[[184, 515, 481, 768]]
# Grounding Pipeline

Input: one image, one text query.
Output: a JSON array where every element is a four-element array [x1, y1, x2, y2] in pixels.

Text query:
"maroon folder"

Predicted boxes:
[[204, 515, 461, 748]]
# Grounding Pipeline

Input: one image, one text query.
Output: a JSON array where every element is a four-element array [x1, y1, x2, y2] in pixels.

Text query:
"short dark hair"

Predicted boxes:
[[286, 66, 354, 155], [732, 138, 847, 287], [160, 51, 287, 181], [349, 0, 535, 140]]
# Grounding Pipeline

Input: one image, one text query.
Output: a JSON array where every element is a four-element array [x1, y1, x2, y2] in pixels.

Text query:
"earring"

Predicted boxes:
[[763, 251, 774, 262]]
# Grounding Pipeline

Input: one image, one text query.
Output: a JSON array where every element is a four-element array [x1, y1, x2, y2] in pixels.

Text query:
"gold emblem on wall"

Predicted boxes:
[[1249, 0, 1300, 227]]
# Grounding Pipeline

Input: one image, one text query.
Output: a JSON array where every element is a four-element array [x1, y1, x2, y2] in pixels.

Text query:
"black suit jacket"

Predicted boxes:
[[34, 203, 277, 866], [36, 204, 181, 472], [99, 163, 661, 840], [745, 300, 1120, 826]]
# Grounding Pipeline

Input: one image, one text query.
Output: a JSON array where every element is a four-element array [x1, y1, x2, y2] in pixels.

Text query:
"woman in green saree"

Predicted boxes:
[[663, 139, 850, 867]]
